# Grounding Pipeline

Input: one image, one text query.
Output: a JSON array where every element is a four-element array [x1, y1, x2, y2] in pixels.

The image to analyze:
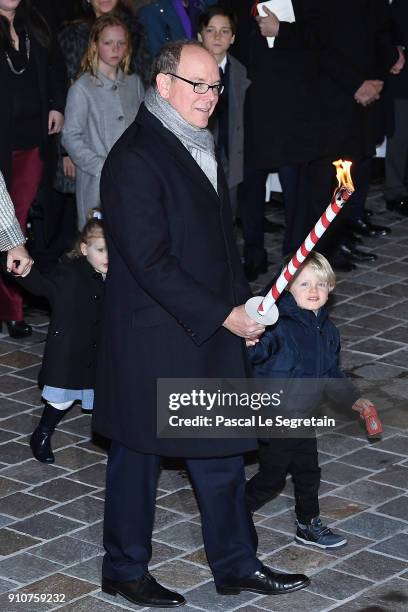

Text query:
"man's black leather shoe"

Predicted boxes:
[[350, 218, 390, 237], [30, 427, 54, 463], [339, 244, 377, 262], [4, 320, 32, 338], [386, 198, 408, 216], [216, 565, 310, 596], [102, 574, 186, 608], [244, 259, 268, 282]]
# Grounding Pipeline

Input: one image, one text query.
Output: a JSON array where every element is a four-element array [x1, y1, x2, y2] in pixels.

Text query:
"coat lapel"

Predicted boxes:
[[137, 104, 221, 205]]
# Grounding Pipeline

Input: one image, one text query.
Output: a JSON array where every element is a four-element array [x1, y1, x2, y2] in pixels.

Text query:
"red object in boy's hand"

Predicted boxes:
[[360, 406, 383, 436]]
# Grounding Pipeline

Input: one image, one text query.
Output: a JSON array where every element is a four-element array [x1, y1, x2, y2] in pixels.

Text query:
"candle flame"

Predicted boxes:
[[333, 159, 354, 192]]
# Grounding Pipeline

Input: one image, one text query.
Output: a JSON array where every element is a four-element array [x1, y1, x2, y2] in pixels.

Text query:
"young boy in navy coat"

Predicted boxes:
[[246, 252, 375, 549]]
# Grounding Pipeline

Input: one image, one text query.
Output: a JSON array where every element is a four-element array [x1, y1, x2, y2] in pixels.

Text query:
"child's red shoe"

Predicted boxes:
[[360, 406, 383, 436]]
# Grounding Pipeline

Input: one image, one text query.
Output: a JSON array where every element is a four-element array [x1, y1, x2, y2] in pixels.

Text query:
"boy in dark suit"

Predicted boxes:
[[198, 6, 249, 216]]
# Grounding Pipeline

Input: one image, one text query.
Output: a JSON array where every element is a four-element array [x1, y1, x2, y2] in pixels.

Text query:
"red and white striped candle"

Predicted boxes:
[[245, 160, 355, 325]]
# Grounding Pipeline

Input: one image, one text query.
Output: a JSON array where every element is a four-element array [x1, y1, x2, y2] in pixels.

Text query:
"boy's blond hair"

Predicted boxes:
[[285, 252, 336, 289]]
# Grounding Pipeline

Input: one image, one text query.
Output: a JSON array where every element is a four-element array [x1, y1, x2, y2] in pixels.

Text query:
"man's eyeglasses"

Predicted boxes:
[[166, 73, 224, 96]]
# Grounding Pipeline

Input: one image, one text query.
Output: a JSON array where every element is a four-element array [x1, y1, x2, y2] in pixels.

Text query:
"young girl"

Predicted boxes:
[[17, 211, 108, 463], [62, 14, 144, 228]]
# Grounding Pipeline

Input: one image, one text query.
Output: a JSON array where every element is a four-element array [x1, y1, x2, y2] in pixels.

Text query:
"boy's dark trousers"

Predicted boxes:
[[246, 438, 321, 524]]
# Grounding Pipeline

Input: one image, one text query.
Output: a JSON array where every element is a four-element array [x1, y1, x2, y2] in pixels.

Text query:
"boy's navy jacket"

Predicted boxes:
[[249, 291, 359, 412], [16, 257, 104, 390]]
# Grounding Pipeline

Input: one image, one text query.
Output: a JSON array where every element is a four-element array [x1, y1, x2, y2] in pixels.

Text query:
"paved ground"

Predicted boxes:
[[0, 184, 407, 611]]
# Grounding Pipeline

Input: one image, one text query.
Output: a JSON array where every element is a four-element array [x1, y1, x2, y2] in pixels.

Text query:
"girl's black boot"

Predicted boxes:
[[30, 403, 67, 463]]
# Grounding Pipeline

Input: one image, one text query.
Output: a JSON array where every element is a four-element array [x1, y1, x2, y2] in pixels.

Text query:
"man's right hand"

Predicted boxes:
[[354, 80, 383, 106], [223, 305, 265, 340], [6, 245, 33, 277]]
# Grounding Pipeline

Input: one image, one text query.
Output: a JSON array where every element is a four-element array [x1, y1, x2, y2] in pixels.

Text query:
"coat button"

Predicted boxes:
[[94, 295, 100, 300], [53, 330, 60, 336], [112, 84, 118, 90], [118, 115, 124, 121], [92, 342, 97, 349], [94, 319, 100, 325]]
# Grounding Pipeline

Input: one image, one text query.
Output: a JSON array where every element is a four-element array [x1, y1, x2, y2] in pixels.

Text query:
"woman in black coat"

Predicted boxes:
[[16, 214, 107, 464], [0, 0, 66, 337]]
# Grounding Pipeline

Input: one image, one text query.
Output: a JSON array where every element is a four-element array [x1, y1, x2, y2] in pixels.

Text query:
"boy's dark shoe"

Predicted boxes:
[[216, 564, 310, 596], [102, 574, 185, 607], [295, 517, 347, 549]]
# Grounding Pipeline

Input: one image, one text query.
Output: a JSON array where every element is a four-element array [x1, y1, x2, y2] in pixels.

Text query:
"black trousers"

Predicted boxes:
[[102, 442, 261, 586], [246, 438, 321, 524]]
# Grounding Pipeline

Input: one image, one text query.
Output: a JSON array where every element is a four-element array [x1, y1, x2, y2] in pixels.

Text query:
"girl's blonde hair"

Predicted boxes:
[[69, 209, 105, 258], [78, 14, 132, 79], [285, 252, 336, 289]]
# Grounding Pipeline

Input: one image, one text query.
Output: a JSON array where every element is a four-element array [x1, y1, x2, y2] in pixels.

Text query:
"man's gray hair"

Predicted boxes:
[[151, 40, 204, 86]]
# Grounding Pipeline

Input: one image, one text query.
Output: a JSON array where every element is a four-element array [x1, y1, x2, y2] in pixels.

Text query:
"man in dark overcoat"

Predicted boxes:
[[93, 41, 309, 608]]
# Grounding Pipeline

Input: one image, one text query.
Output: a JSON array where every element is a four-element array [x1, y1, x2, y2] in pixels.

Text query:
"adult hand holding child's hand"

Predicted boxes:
[[223, 305, 265, 341]]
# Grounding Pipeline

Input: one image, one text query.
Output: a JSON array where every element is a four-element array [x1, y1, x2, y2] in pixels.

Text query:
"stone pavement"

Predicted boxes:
[[0, 184, 407, 611]]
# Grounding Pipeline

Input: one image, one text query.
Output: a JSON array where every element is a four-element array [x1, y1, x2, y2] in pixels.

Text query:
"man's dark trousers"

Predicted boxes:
[[103, 442, 261, 585]]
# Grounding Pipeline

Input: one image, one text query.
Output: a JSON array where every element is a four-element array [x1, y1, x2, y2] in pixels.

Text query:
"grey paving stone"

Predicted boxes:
[[158, 469, 191, 491], [0, 492, 55, 518], [0, 412, 41, 435], [353, 362, 407, 379], [335, 280, 373, 296], [381, 302, 408, 321], [332, 577, 408, 611], [153, 560, 211, 590], [54, 496, 105, 524], [1, 460, 68, 485], [0, 440, 33, 464], [150, 540, 183, 567], [335, 549, 407, 581], [254, 526, 293, 555], [0, 396, 32, 418], [0, 351, 40, 369], [337, 511, 406, 539], [316, 433, 366, 456], [52, 447, 103, 470], [338, 447, 405, 470], [331, 303, 372, 320], [153, 521, 203, 551], [371, 534, 408, 563], [251, 590, 335, 611], [8, 387, 44, 407], [348, 338, 403, 356], [0, 528, 40, 555], [68, 464, 107, 488], [156, 489, 200, 516], [15, 364, 41, 382], [263, 544, 334, 575], [320, 461, 371, 485], [185, 581, 257, 610], [0, 573, 97, 611], [380, 283, 408, 297], [351, 313, 399, 331], [54, 595, 121, 612], [30, 535, 103, 565], [376, 495, 408, 521], [153, 506, 185, 533], [336, 479, 404, 505], [0, 553, 62, 584], [352, 271, 400, 287], [352, 292, 401, 309], [0, 476, 26, 498], [30, 477, 97, 502], [0, 376, 35, 395], [379, 325, 408, 344], [369, 465, 408, 488], [373, 435, 408, 456], [59, 415, 93, 438], [0, 513, 15, 527], [306, 568, 372, 599], [10, 512, 83, 540], [318, 496, 367, 520], [70, 521, 103, 546]]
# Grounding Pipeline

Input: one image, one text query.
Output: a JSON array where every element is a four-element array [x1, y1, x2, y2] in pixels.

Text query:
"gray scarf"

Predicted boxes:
[[144, 87, 218, 193]]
